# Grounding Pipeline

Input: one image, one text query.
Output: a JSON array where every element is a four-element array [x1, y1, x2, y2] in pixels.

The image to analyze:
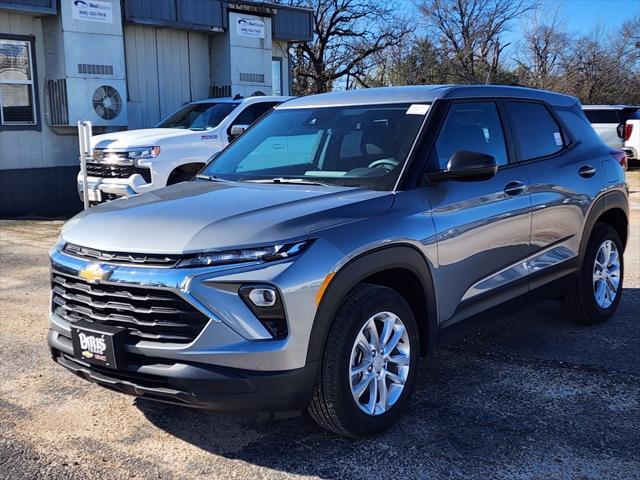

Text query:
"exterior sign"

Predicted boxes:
[[72, 0, 113, 23], [236, 17, 265, 38]]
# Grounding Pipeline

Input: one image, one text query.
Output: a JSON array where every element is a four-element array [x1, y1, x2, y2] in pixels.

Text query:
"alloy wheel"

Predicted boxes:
[[349, 311, 410, 416], [592, 239, 621, 309]]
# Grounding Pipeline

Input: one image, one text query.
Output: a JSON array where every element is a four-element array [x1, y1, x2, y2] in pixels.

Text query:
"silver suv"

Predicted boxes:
[[48, 86, 629, 437]]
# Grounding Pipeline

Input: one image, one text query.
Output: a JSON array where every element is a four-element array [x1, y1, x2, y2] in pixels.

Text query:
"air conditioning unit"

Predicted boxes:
[[43, 0, 127, 127], [47, 77, 127, 127]]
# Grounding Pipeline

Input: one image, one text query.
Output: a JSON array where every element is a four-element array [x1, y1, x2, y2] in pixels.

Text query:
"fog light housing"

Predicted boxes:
[[247, 287, 277, 307], [239, 285, 288, 339]]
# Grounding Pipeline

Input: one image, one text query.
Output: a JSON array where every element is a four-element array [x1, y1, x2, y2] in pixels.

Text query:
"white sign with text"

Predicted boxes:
[[72, 0, 113, 24], [236, 17, 265, 38]]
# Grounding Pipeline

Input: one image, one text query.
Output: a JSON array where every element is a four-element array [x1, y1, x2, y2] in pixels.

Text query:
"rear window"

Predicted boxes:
[[583, 109, 620, 124], [506, 102, 565, 161], [620, 109, 640, 122]]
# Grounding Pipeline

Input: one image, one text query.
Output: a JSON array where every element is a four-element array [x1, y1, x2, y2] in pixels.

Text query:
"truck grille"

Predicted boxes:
[[63, 243, 180, 267], [85, 162, 152, 183], [51, 273, 209, 343]]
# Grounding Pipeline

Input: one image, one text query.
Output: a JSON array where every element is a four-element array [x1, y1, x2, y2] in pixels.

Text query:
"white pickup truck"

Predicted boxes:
[[583, 105, 640, 168], [79, 95, 291, 204]]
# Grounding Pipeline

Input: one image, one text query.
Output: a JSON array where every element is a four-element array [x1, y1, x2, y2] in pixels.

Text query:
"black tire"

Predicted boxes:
[[562, 223, 624, 325], [308, 283, 419, 437]]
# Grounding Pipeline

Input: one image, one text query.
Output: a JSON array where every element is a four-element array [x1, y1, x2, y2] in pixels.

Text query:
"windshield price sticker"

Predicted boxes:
[[406, 104, 430, 115]]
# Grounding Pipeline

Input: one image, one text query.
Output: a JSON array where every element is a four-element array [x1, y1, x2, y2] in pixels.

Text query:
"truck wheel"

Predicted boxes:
[[562, 223, 624, 324], [309, 284, 419, 437]]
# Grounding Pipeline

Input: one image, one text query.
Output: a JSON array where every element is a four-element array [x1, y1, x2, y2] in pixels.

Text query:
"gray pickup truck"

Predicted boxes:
[[48, 85, 628, 437]]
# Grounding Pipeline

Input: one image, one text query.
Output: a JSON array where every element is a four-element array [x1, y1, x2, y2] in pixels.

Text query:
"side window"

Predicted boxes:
[[435, 102, 508, 169], [232, 102, 279, 126], [0, 36, 38, 129], [507, 101, 565, 160]]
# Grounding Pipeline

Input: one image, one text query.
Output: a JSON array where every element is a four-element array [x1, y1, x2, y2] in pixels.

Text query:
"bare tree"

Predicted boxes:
[[285, 0, 412, 94], [513, 8, 571, 89], [419, 0, 537, 83]]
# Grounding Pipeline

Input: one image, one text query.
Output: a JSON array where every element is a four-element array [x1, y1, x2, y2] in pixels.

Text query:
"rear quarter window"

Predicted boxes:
[[584, 110, 620, 124], [506, 101, 565, 161]]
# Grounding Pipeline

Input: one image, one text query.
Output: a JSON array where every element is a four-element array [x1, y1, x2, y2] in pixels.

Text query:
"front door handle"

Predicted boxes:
[[579, 165, 596, 178], [504, 181, 526, 196]]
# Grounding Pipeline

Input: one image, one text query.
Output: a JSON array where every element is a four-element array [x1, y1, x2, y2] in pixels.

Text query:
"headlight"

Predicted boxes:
[[127, 146, 161, 161], [176, 240, 310, 268]]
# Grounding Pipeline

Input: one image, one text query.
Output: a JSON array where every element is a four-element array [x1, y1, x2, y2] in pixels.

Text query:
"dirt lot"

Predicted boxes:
[[1, 173, 639, 480]]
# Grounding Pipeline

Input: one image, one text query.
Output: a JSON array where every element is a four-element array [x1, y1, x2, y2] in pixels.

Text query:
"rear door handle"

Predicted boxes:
[[504, 181, 526, 196], [579, 165, 596, 178]]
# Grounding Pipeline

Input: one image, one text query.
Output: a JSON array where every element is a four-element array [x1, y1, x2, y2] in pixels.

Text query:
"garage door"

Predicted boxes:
[[124, 25, 210, 129]]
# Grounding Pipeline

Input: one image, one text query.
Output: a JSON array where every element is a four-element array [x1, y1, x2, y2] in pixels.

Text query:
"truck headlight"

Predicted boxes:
[[176, 240, 310, 268], [127, 146, 160, 162]]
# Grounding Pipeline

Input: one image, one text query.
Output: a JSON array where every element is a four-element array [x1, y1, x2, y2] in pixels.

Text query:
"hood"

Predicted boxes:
[[61, 182, 393, 254], [92, 128, 195, 149]]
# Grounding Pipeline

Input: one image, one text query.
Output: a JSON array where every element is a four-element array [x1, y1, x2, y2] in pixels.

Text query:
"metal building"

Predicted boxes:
[[0, 0, 312, 217]]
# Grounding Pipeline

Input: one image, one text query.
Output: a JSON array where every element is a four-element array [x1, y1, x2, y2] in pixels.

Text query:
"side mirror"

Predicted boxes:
[[429, 150, 498, 182], [229, 124, 250, 139], [616, 123, 626, 139]]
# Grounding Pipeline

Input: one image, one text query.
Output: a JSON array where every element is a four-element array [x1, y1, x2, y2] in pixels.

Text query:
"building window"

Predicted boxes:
[[272, 57, 283, 96], [0, 36, 38, 129]]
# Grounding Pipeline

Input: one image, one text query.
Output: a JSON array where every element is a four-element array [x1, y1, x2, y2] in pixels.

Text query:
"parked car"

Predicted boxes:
[[50, 85, 629, 437], [583, 105, 640, 167], [79, 95, 292, 204]]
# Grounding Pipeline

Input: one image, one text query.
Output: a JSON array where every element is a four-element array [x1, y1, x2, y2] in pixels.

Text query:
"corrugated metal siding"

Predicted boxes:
[[179, 0, 223, 28], [124, 0, 224, 30], [0, 0, 56, 15], [126, 0, 176, 23], [124, 24, 210, 129], [273, 7, 312, 41]]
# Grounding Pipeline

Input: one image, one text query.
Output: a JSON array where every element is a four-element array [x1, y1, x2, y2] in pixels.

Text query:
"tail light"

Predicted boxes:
[[610, 149, 627, 171], [624, 123, 633, 141]]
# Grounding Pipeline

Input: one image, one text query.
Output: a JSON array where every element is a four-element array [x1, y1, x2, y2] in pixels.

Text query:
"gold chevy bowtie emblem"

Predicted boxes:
[[79, 263, 110, 283]]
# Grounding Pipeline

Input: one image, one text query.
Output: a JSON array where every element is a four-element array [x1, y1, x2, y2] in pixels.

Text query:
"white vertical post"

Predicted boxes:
[[77, 121, 93, 210]]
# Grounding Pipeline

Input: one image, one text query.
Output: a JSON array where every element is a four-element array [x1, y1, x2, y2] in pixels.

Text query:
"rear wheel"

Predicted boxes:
[[562, 223, 624, 324], [309, 284, 419, 437]]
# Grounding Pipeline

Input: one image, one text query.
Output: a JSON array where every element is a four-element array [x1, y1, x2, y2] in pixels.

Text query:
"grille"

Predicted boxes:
[[78, 63, 114, 76], [85, 162, 152, 183], [63, 243, 180, 267], [239, 72, 265, 83], [51, 273, 209, 343]]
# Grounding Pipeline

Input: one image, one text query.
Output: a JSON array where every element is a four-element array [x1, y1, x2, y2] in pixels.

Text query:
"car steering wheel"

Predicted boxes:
[[367, 158, 399, 171]]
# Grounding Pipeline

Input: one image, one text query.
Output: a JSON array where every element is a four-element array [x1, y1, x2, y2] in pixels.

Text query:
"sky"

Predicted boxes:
[[403, 0, 640, 39], [550, 0, 640, 34]]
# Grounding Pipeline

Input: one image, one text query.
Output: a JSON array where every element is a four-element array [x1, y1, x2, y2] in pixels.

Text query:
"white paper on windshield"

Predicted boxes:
[[553, 132, 563, 146], [406, 104, 430, 115]]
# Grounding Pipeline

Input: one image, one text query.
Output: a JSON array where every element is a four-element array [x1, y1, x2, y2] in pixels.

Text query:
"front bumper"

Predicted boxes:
[[48, 240, 340, 410], [77, 175, 146, 202], [50, 341, 318, 411]]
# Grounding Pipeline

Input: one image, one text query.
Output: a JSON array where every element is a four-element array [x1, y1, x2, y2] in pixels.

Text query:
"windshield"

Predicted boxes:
[[157, 102, 239, 130], [201, 103, 428, 190]]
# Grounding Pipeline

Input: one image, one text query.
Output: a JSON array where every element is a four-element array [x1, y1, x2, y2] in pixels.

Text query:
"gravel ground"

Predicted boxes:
[[1, 173, 639, 480]]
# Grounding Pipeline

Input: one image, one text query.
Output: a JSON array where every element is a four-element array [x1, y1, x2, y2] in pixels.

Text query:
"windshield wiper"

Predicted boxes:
[[246, 177, 331, 187], [195, 174, 234, 183]]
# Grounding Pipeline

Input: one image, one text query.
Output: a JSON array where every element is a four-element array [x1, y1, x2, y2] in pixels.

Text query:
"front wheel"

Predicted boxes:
[[309, 284, 419, 437], [562, 223, 624, 324]]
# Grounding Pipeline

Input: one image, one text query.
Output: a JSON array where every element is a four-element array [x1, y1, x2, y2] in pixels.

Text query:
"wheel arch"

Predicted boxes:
[[306, 244, 438, 365], [166, 162, 206, 185], [580, 190, 629, 260]]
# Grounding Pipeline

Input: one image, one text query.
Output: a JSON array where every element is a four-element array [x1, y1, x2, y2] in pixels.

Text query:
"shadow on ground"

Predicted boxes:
[[136, 288, 640, 479]]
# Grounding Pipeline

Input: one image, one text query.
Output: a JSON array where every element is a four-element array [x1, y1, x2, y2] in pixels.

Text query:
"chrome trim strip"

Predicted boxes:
[[461, 245, 576, 301]]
